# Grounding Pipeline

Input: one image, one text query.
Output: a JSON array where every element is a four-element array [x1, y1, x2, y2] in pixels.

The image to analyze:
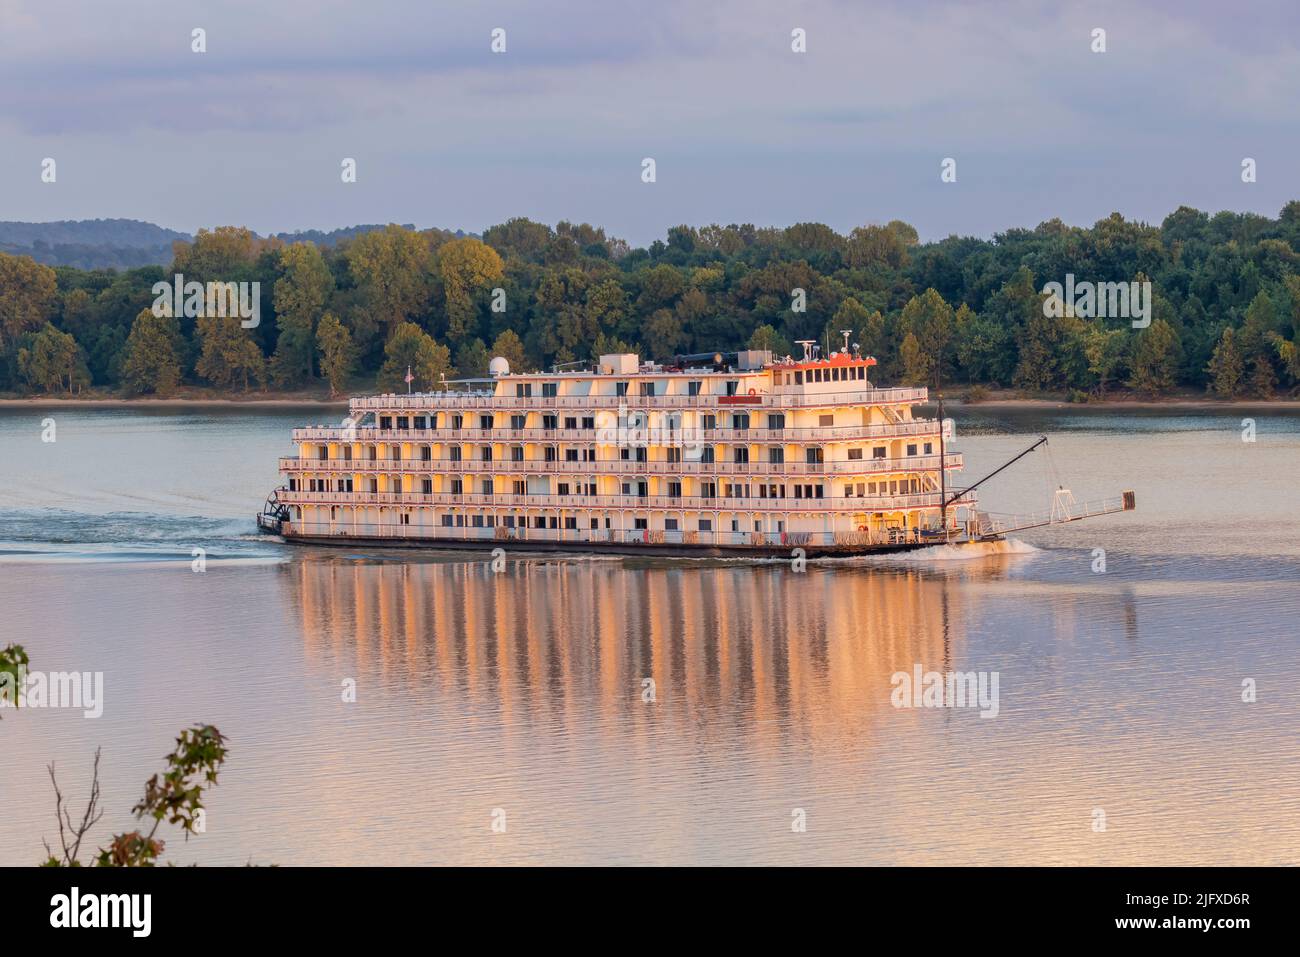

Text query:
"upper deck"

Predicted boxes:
[[347, 350, 927, 416]]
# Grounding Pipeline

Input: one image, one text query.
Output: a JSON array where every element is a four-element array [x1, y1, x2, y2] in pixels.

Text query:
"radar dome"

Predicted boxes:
[[488, 356, 510, 377]]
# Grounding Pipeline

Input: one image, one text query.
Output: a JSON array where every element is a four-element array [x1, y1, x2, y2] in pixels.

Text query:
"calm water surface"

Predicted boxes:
[[0, 405, 1297, 865]]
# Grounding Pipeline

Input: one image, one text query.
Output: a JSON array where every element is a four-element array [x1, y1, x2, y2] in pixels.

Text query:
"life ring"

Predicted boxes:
[[748, 388, 756, 396]]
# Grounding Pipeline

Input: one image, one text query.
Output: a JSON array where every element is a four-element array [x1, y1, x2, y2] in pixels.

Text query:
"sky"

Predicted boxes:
[[0, 0, 1297, 246]]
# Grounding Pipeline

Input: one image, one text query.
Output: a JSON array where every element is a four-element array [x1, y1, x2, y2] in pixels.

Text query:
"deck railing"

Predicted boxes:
[[276, 488, 976, 513], [346, 386, 928, 413], [276, 452, 963, 476], [290, 420, 942, 444]]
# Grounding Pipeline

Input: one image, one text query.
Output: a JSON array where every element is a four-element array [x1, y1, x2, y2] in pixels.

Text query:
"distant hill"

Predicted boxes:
[[272, 224, 421, 246], [0, 220, 466, 270], [0, 219, 190, 270]]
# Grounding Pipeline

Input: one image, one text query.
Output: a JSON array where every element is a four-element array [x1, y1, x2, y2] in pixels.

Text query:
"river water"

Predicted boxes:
[[0, 404, 1296, 865]]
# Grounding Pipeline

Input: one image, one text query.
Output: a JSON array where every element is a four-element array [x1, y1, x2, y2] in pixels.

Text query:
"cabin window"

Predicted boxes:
[[795, 371, 803, 384], [582, 416, 595, 429], [565, 417, 578, 429], [472, 515, 484, 528], [806, 447, 824, 464], [544, 447, 557, 461], [615, 382, 629, 396], [665, 518, 678, 531], [769, 448, 784, 464], [422, 479, 432, 495], [564, 517, 577, 529], [511, 446, 524, 461], [702, 414, 716, 429], [480, 480, 491, 495], [634, 518, 648, 530], [924, 442, 933, 454], [543, 415, 557, 430], [699, 519, 713, 532], [873, 447, 887, 459], [732, 413, 750, 429], [700, 447, 715, 463], [482, 447, 493, 461], [734, 447, 749, 464], [513, 481, 525, 495], [819, 414, 834, 427], [542, 383, 558, 398], [848, 448, 863, 460], [450, 447, 462, 462], [640, 382, 655, 396], [511, 414, 526, 429], [907, 443, 918, 456], [668, 482, 682, 498], [725, 381, 739, 396], [767, 414, 785, 429], [441, 515, 453, 527], [688, 381, 702, 396]]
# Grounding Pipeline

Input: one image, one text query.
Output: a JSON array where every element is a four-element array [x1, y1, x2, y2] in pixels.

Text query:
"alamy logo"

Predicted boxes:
[[50, 887, 151, 937], [1042, 274, 1151, 328], [891, 664, 1000, 718], [0, 667, 103, 718], [152, 274, 261, 328]]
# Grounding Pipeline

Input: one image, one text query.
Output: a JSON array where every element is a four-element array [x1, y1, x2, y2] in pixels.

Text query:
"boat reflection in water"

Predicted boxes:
[[285, 552, 976, 745]]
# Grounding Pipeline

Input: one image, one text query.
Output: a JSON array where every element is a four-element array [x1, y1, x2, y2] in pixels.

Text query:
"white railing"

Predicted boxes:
[[277, 452, 963, 476], [291, 420, 941, 444], [277, 489, 976, 513], [346, 386, 928, 414]]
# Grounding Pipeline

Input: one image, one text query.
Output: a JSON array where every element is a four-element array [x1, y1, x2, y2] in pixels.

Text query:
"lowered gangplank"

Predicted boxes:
[[257, 344, 1133, 557]]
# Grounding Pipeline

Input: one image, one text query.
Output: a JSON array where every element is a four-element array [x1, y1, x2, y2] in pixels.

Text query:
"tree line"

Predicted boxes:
[[2, 204, 1299, 400]]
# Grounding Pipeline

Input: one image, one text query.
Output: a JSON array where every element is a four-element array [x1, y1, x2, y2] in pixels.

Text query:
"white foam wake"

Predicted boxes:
[[816, 537, 1040, 565]]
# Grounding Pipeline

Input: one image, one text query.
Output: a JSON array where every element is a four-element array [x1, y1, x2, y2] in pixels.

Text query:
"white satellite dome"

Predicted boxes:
[[488, 356, 510, 377]]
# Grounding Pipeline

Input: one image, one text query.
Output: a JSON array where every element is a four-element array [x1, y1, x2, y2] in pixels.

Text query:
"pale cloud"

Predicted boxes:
[[0, 0, 1294, 244]]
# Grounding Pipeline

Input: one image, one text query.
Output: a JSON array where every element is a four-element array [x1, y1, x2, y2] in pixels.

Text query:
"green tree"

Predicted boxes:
[[378, 321, 452, 392], [1128, 319, 1182, 394], [0, 253, 59, 349], [748, 323, 793, 359], [437, 238, 505, 342], [1078, 321, 1127, 397], [346, 225, 433, 334], [195, 315, 266, 390], [316, 311, 355, 397], [489, 329, 528, 373], [899, 332, 930, 385], [1206, 327, 1245, 398], [270, 243, 333, 387], [455, 338, 491, 378], [17, 325, 91, 394], [120, 308, 183, 395]]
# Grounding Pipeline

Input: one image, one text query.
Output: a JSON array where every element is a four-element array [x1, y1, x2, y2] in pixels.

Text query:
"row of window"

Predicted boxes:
[[316, 441, 934, 464], [295, 477, 922, 500], [370, 410, 903, 431]]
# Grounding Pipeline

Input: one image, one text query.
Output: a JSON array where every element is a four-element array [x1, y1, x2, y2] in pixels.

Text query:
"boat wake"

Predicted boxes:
[[817, 537, 1040, 565]]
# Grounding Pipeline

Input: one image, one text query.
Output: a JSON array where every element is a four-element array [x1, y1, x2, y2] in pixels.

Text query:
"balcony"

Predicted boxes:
[[291, 419, 942, 444], [277, 452, 963, 477], [346, 386, 928, 413], [276, 488, 976, 513]]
